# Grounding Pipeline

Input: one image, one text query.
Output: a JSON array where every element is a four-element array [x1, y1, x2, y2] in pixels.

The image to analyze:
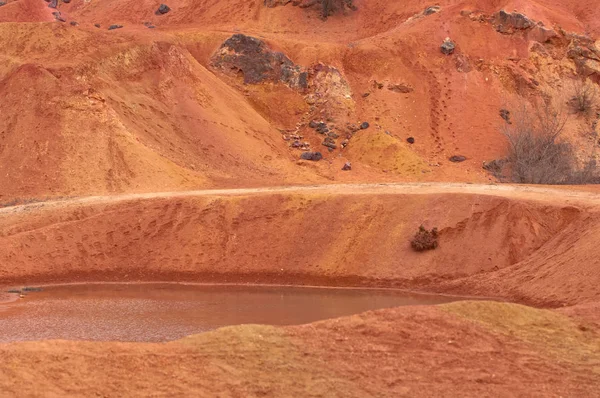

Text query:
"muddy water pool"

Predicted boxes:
[[0, 283, 466, 342]]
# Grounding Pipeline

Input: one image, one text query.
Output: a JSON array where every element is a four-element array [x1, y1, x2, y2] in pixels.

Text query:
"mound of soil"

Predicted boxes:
[[0, 301, 598, 397]]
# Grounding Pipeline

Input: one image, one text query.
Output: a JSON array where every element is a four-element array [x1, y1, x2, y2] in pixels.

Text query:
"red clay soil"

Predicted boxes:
[[2, 0, 600, 395], [0, 301, 598, 397], [0, 183, 599, 307], [1, 0, 599, 201]]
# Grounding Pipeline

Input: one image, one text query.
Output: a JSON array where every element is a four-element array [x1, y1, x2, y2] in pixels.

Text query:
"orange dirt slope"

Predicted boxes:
[[0, 301, 598, 397], [1, 0, 600, 396], [1, 0, 599, 201]]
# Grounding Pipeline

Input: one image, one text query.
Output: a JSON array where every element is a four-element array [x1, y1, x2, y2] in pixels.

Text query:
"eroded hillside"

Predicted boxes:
[[0, 0, 599, 201]]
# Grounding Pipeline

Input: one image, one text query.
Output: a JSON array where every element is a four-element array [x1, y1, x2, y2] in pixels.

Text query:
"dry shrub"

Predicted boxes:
[[500, 101, 598, 184], [411, 226, 439, 252], [570, 79, 598, 114]]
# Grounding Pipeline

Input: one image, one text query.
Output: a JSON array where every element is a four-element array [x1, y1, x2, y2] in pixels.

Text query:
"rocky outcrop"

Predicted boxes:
[[566, 36, 600, 79], [212, 34, 354, 155], [492, 10, 557, 42], [211, 34, 308, 90], [265, 0, 357, 19], [493, 11, 535, 33]]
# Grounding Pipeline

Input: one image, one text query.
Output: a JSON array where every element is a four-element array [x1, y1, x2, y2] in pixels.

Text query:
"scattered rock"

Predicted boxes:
[[449, 155, 467, 163], [0, 2, 6, 7], [423, 6, 441, 16], [156, 4, 171, 15], [388, 83, 414, 93], [316, 122, 329, 134], [108, 24, 124, 30], [94, 23, 101, 28], [48, 0, 58, 8], [441, 38, 456, 55], [291, 140, 310, 150], [322, 137, 337, 149], [62, 0, 71, 3], [309, 120, 319, 129], [360, 122, 370, 130], [347, 123, 360, 133], [52, 11, 66, 22], [300, 151, 323, 161], [70, 21, 78, 26], [372, 80, 384, 89], [341, 139, 349, 148], [342, 162, 352, 171], [362, 92, 370, 98], [499, 109, 511, 123], [407, 137, 415, 144]]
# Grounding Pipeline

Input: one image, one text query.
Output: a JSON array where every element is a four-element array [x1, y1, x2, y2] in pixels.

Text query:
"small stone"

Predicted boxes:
[[407, 137, 415, 144], [449, 155, 467, 163], [360, 122, 370, 130], [347, 123, 360, 133], [342, 162, 352, 171], [388, 83, 414, 93], [300, 152, 323, 161], [48, 0, 58, 8], [424, 6, 441, 16], [362, 92, 370, 98], [441, 38, 456, 55], [322, 137, 337, 149], [62, 0, 71, 3], [70, 21, 78, 26], [316, 122, 329, 134], [94, 23, 101, 28], [0, 2, 6, 6], [309, 120, 318, 129], [108, 24, 124, 30], [156, 4, 171, 15], [499, 109, 511, 123]]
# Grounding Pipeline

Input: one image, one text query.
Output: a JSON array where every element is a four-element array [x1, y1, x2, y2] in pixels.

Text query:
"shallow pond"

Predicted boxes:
[[0, 283, 467, 342]]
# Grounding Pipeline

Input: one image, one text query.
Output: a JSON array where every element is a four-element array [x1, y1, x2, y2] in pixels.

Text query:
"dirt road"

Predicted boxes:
[[2, 182, 599, 216]]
